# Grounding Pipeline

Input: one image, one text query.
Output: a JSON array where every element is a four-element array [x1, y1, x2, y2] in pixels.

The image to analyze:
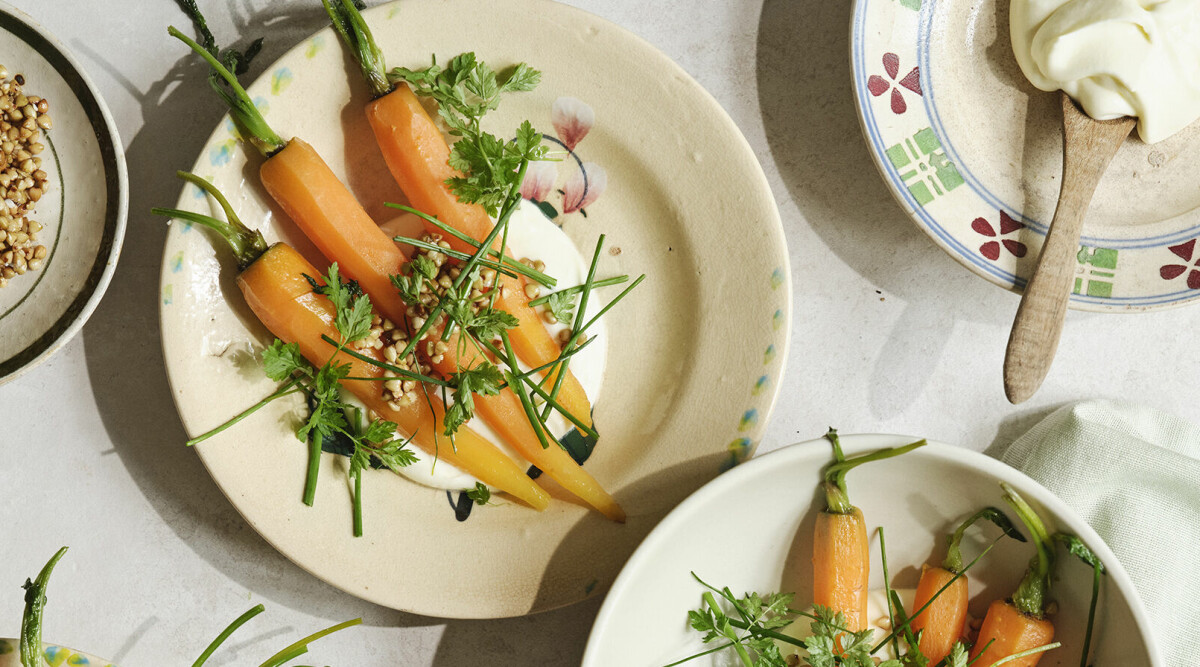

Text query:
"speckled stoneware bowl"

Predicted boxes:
[[0, 1, 126, 383], [159, 0, 790, 617], [584, 435, 1161, 666], [852, 0, 1200, 311], [0, 639, 113, 667]]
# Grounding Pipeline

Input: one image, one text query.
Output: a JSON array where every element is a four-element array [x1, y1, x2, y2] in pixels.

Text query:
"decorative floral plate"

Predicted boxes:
[[582, 435, 1161, 666], [851, 0, 1200, 311], [0, 1, 126, 383], [158, 0, 790, 617], [0, 639, 113, 667]]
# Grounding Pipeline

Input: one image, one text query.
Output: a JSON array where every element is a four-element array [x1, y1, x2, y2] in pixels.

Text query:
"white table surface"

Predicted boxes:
[[2, 0, 1197, 664]]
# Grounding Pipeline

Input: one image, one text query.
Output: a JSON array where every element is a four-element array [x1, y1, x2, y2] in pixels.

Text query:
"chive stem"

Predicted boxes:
[[540, 234, 603, 421], [319, 334, 451, 387], [393, 237, 523, 281], [255, 617, 362, 667], [386, 203, 558, 287], [528, 276, 628, 306], [191, 604, 265, 667], [187, 378, 304, 446]]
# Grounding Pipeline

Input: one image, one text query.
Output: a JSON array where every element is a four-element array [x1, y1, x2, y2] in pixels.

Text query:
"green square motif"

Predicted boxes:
[[885, 128, 964, 207]]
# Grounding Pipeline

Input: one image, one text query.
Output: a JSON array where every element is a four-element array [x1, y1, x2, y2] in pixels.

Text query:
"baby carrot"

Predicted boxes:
[[322, 0, 596, 432], [814, 431, 926, 633], [909, 508, 1026, 664], [969, 484, 1059, 667]]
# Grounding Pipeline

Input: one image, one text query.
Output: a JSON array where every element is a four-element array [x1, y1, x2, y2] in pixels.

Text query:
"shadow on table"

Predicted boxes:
[[78, 0, 427, 637], [755, 0, 1017, 414]]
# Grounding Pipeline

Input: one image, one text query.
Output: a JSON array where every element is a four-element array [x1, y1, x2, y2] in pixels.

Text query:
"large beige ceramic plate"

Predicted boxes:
[[159, 0, 790, 618]]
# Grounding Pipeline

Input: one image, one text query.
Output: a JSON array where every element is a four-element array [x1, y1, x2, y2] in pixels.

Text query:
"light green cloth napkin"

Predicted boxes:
[[987, 399, 1200, 667]]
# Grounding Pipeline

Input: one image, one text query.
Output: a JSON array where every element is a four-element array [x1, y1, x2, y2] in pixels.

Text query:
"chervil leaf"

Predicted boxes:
[[465, 309, 519, 342], [944, 642, 969, 667], [498, 63, 540, 93], [374, 437, 418, 472], [362, 419, 397, 444], [443, 363, 505, 435], [466, 482, 491, 505], [308, 264, 372, 343], [544, 290, 577, 322], [262, 340, 309, 381]]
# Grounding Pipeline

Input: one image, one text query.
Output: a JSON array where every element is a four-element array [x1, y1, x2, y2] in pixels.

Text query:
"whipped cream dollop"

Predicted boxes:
[[1011, 0, 1200, 143]]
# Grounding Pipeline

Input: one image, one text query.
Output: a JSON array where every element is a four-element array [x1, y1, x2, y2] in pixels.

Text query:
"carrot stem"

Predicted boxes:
[[321, 0, 391, 98], [166, 26, 285, 156], [943, 506, 1027, 573], [822, 439, 927, 514], [1001, 482, 1055, 617]]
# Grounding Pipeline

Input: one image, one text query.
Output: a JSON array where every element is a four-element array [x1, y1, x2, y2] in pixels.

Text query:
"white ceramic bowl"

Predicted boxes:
[[583, 434, 1161, 666]]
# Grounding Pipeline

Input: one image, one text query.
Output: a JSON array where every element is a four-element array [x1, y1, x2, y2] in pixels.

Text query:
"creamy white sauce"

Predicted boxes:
[[1011, 0, 1200, 143], [365, 200, 608, 491]]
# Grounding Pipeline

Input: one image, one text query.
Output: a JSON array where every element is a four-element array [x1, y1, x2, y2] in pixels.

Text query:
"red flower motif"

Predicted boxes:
[[519, 160, 557, 202], [971, 210, 1027, 261], [867, 52, 922, 114], [1160, 239, 1200, 289], [563, 162, 607, 214], [551, 97, 594, 151]]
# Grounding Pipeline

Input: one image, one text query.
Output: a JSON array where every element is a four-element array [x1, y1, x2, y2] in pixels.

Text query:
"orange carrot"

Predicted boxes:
[[909, 508, 1026, 664], [319, 1, 596, 432], [970, 600, 1055, 667], [969, 484, 1061, 667], [239, 243, 551, 510], [813, 431, 926, 633]]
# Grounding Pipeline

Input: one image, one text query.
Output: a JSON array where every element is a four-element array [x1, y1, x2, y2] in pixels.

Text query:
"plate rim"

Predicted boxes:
[[583, 434, 1164, 666], [0, 0, 128, 384], [156, 0, 792, 618]]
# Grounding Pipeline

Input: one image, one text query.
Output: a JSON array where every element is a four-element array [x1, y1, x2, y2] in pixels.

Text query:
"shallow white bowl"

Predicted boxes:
[[0, 1, 127, 383], [583, 434, 1161, 666]]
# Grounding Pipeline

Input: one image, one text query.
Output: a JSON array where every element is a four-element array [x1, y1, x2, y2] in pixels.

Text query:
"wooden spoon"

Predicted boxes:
[[1003, 92, 1136, 404]]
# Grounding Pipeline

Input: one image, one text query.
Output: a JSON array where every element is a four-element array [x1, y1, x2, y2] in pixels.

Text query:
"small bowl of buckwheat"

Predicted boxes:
[[0, 2, 127, 384]]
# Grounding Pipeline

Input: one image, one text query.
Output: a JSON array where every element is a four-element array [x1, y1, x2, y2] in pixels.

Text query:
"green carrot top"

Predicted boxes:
[[322, 0, 392, 98], [152, 172, 268, 269], [940, 506, 1026, 574], [20, 547, 67, 667], [821, 429, 926, 515], [170, 2, 286, 156], [1001, 482, 1056, 617]]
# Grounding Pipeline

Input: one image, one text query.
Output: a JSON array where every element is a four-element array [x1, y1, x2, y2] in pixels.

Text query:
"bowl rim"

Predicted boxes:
[[584, 434, 1164, 666], [0, 0, 128, 386]]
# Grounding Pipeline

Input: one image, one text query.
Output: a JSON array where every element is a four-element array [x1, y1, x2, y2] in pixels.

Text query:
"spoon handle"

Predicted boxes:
[[1003, 93, 1136, 404]]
